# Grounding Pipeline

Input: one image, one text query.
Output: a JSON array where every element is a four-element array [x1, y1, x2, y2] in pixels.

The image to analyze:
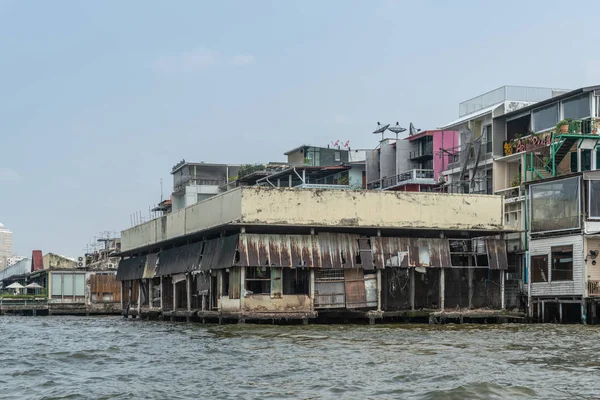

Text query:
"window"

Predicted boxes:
[[484, 124, 493, 153], [530, 177, 580, 232], [582, 149, 592, 172], [562, 94, 590, 120], [551, 246, 573, 281], [571, 152, 578, 172], [531, 255, 548, 283], [283, 268, 310, 295], [589, 181, 600, 218], [533, 104, 559, 132], [334, 152, 341, 162], [245, 267, 271, 295]]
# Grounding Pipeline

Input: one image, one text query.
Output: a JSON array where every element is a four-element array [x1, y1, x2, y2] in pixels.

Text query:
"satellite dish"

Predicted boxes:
[[409, 123, 421, 136], [372, 122, 390, 135], [388, 122, 406, 139]]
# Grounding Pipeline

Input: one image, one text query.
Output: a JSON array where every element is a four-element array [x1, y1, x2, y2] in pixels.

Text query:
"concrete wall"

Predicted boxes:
[[395, 139, 412, 175], [380, 140, 397, 179], [220, 296, 241, 311], [287, 150, 305, 166], [530, 235, 584, 297], [366, 149, 380, 184], [122, 187, 506, 252], [243, 294, 311, 312], [585, 237, 600, 282], [121, 189, 243, 252], [240, 187, 505, 231], [43, 254, 76, 269]]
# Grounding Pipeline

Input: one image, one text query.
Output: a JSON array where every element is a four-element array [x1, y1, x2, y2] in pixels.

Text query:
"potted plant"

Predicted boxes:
[[510, 173, 522, 187], [571, 119, 581, 134], [556, 119, 570, 134]]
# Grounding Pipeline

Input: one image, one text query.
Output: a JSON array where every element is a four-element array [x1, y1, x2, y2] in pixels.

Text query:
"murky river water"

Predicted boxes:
[[2, 317, 600, 399]]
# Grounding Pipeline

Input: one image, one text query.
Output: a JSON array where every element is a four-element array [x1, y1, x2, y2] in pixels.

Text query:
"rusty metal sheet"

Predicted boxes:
[[371, 237, 411, 268], [156, 242, 203, 277], [486, 238, 508, 270], [199, 235, 238, 271], [315, 233, 361, 269], [358, 237, 375, 270], [239, 233, 310, 267], [344, 268, 368, 308], [143, 253, 158, 279], [414, 238, 451, 268], [116, 255, 146, 281], [372, 237, 450, 268]]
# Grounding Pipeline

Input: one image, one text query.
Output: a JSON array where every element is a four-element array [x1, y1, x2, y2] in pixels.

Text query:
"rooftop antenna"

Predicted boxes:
[[388, 122, 407, 140], [160, 178, 163, 202], [373, 122, 390, 142]]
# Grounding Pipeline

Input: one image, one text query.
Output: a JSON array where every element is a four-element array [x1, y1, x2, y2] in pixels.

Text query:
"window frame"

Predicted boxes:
[[532, 103, 559, 133], [531, 254, 549, 283], [589, 180, 600, 219], [550, 245, 574, 282]]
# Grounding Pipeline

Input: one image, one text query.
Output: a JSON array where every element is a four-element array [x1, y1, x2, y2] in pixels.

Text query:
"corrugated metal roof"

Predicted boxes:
[[143, 253, 158, 279], [156, 242, 203, 277], [116, 256, 146, 281], [238, 233, 374, 269], [486, 239, 508, 270], [371, 237, 451, 268], [199, 235, 238, 271]]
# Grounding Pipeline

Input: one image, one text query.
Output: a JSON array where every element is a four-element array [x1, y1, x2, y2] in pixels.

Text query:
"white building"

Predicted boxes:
[[0, 223, 13, 271]]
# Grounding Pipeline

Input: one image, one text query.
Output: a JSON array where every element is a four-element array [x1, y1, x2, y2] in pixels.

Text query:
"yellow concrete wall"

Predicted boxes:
[[121, 187, 506, 252], [240, 187, 504, 231], [243, 294, 311, 312], [43, 253, 76, 269], [220, 296, 241, 311]]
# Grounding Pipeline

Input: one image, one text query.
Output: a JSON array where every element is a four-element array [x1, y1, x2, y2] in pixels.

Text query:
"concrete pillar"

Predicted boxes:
[[376, 269, 382, 312], [149, 279, 154, 308], [288, 174, 292, 187], [217, 270, 223, 311], [240, 266, 246, 310], [159, 276, 164, 310], [277, 178, 280, 187], [409, 268, 415, 311], [537, 301, 541, 323], [137, 282, 142, 313], [186, 274, 192, 312], [541, 301, 545, 323], [468, 268, 473, 309], [440, 268, 445, 311], [592, 301, 598, 325], [582, 299, 587, 325], [120, 281, 124, 311], [309, 269, 315, 310], [559, 302, 563, 324], [173, 280, 177, 311], [501, 271, 505, 310]]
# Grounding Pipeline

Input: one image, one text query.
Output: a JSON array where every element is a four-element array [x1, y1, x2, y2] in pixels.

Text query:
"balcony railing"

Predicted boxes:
[[173, 177, 227, 194], [589, 280, 600, 296], [367, 169, 435, 190], [409, 143, 434, 159]]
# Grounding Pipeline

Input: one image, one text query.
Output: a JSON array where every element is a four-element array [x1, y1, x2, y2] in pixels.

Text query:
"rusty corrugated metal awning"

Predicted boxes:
[[486, 239, 509, 270], [143, 253, 158, 279], [371, 237, 451, 268], [238, 233, 373, 269], [116, 256, 146, 281], [155, 242, 203, 277], [199, 235, 239, 271]]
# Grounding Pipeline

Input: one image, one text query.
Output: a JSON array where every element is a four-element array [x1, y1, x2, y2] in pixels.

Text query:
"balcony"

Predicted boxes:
[[367, 169, 435, 190], [173, 176, 227, 195], [409, 142, 433, 160]]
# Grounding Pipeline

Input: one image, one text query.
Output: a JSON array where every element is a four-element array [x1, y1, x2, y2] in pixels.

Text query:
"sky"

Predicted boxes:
[[1, 0, 599, 257]]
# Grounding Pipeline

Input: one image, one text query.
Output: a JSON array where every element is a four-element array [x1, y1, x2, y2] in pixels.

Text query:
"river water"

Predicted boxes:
[[2, 316, 600, 400]]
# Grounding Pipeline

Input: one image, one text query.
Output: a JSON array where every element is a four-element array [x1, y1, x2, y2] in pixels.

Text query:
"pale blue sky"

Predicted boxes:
[[1, 0, 598, 257]]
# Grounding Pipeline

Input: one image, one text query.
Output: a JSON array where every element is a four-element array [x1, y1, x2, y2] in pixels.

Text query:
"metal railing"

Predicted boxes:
[[409, 142, 433, 159], [589, 280, 600, 296], [173, 177, 227, 194], [367, 169, 434, 190]]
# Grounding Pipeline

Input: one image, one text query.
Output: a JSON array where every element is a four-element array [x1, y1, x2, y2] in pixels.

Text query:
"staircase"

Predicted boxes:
[[554, 137, 577, 166]]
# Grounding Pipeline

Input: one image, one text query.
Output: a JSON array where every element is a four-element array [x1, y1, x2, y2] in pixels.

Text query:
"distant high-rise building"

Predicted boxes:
[[0, 223, 13, 271]]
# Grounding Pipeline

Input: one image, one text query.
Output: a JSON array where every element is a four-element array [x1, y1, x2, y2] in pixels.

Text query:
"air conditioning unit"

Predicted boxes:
[[108, 263, 115, 269], [77, 256, 86, 268]]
